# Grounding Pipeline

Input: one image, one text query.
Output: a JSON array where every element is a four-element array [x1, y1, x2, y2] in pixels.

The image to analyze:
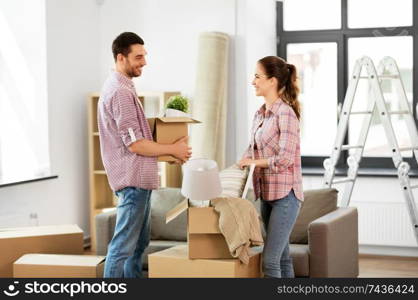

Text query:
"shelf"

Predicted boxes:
[[137, 91, 178, 98], [93, 138, 104, 170], [94, 207, 116, 215], [93, 170, 106, 175]]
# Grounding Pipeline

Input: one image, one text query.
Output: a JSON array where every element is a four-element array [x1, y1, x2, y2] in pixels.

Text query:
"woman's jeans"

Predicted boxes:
[[261, 189, 301, 278], [104, 187, 152, 278]]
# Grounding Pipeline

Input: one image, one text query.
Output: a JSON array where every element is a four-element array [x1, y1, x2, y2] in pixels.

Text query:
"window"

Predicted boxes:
[[0, 0, 51, 185], [347, 0, 412, 28], [287, 42, 338, 156], [277, 0, 417, 173], [283, 0, 341, 31]]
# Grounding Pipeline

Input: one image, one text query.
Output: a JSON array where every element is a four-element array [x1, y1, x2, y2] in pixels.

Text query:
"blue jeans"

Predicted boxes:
[[104, 187, 152, 278], [261, 189, 301, 278]]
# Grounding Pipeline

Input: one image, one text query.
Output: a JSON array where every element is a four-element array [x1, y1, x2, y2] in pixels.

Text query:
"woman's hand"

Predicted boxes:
[[238, 158, 269, 169], [238, 158, 254, 169]]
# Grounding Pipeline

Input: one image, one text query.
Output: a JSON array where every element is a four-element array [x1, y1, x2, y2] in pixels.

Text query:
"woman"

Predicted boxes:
[[238, 56, 303, 278]]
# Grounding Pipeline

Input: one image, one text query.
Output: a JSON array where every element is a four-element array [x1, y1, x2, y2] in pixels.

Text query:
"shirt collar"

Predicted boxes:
[[257, 98, 284, 116], [113, 71, 135, 90]]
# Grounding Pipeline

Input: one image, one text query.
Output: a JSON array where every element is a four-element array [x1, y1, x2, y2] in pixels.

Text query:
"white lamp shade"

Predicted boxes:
[[181, 158, 222, 200]]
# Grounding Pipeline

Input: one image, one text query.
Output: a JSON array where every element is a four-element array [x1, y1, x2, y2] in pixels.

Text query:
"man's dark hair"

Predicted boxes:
[[112, 32, 144, 61]]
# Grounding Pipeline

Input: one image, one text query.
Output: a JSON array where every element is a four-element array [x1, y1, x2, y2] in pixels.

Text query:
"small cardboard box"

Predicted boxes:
[[148, 245, 262, 278], [188, 206, 233, 259], [166, 199, 232, 259], [0, 224, 84, 277], [13, 254, 105, 278], [147, 117, 200, 162]]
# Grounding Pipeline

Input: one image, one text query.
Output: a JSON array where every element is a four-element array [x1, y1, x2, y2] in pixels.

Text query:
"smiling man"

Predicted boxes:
[[97, 32, 191, 278]]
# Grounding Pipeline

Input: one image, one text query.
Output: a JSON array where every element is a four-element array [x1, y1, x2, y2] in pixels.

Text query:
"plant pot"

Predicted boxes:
[[165, 108, 189, 117]]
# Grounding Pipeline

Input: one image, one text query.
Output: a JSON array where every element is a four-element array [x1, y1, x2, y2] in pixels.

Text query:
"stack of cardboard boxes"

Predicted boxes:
[[147, 120, 262, 277], [0, 224, 104, 278], [148, 198, 262, 278]]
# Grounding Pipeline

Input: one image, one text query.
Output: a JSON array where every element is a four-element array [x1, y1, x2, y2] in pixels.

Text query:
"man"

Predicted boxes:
[[98, 32, 191, 278]]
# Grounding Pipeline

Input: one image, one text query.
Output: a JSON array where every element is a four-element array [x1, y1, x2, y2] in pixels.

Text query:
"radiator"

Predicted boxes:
[[352, 201, 417, 247]]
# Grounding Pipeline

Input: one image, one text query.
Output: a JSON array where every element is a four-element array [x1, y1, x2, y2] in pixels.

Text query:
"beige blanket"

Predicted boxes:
[[211, 197, 264, 264]]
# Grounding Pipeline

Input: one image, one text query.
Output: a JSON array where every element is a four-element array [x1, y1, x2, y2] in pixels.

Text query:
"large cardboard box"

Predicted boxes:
[[147, 117, 200, 162], [0, 224, 84, 277], [165, 166, 256, 259], [166, 199, 233, 259], [148, 245, 262, 278], [13, 254, 105, 278]]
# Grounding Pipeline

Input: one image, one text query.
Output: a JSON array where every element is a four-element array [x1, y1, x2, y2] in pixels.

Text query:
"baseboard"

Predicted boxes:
[[359, 244, 418, 258]]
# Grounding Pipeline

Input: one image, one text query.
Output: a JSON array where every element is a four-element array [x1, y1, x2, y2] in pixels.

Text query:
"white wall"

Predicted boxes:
[[0, 0, 101, 238], [98, 0, 239, 164], [98, 0, 277, 165]]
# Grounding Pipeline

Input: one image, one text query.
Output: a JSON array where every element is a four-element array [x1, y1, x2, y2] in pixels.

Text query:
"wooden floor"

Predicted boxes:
[[359, 255, 418, 278], [86, 247, 418, 277]]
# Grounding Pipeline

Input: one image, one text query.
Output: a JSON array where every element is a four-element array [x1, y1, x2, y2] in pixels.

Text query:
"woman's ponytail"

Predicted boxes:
[[258, 56, 302, 120], [282, 63, 301, 120]]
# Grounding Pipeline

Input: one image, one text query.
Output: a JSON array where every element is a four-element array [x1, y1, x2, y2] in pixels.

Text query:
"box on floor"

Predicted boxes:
[[0, 224, 84, 277], [14, 254, 105, 278], [148, 245, 262, 278]]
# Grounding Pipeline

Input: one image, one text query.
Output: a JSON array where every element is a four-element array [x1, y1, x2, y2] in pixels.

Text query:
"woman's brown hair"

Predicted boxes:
[[258, 56, 301, 120]]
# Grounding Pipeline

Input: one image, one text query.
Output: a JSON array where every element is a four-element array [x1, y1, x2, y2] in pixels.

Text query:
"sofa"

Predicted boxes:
[[95, 187, 359, 278]]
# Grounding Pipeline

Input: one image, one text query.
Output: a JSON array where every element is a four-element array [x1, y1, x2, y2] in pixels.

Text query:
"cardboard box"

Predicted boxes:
[[188, 207, 233, 259], [165, 166, 256, 259], [148, 245, 262, 278], [147, 117, 200, 162], [13, 254, 105, 278], [0, 224, 84, 277], [166, 200, 232, 259]]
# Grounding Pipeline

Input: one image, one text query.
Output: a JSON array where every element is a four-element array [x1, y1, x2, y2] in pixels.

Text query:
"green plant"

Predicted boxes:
[[166, 95, 189, 113]]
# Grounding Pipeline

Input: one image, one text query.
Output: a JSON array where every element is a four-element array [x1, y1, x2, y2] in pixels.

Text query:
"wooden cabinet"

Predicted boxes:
[[87, 91, 182, 252]]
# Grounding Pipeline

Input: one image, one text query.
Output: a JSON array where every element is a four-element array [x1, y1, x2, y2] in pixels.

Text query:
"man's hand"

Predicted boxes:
[[172, 136, 192, 163], [168, 158, 183, 165], [238, 158, 254, 169]]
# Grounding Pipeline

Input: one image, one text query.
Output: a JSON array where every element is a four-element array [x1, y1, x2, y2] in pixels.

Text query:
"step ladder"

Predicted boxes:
[[323, 56, 418, 245]]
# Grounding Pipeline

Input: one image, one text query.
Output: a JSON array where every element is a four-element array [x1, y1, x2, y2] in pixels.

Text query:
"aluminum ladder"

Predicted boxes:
[[323, 56, 418, 245]]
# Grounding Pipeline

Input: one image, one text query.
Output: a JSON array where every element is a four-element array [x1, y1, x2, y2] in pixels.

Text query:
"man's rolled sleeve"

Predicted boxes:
[[268, 107, 298, 173], [111, 88, 144, 147]]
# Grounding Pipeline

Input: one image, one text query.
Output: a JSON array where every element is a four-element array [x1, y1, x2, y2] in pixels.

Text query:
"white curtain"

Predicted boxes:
[[0, 0, 50, 182]]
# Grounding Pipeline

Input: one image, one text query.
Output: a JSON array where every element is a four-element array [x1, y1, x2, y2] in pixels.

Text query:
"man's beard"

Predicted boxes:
[[126, 65, 141, 78]]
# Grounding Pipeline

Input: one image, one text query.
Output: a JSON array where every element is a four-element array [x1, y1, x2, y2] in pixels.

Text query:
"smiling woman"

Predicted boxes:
[[0, 0, 52, 185]]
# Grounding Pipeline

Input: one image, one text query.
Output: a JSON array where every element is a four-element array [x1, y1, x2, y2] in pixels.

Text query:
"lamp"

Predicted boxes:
[[181, 158, 222, 207]]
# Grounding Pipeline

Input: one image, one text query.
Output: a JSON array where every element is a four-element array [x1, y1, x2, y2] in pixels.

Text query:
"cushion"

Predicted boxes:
[[219, 164, 249, 198], [150, 188, 187, 241], [290, 188, 338, 244], [289, 244, 310, 277]]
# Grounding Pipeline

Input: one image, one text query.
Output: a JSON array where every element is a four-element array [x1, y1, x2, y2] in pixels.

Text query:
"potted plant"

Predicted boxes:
[[165, 95, 190, 117]]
